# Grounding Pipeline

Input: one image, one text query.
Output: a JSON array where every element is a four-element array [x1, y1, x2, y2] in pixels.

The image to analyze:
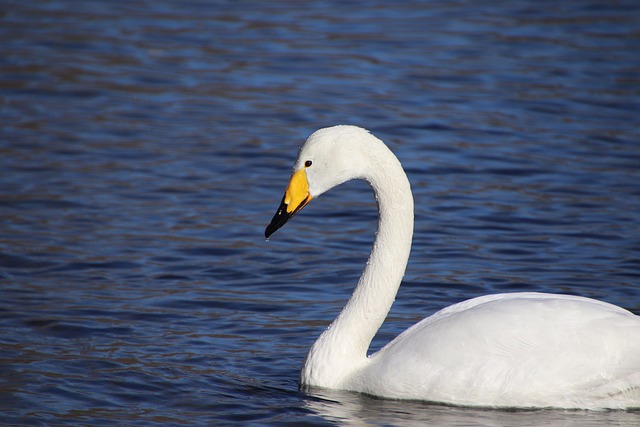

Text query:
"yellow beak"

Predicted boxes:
[[265, 168, 313, 238]]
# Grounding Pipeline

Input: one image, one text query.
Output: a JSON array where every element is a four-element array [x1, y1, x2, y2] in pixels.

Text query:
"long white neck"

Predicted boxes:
[[301, 144, 414, 388]]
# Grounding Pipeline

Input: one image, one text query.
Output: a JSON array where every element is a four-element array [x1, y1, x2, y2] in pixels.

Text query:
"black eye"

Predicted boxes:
[[304, 160, 313, 167]]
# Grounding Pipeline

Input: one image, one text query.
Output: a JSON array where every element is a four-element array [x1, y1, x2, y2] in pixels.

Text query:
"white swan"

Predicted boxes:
[[265, 125, 640, 409]]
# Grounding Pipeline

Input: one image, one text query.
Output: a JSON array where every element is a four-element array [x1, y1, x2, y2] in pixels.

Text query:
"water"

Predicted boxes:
[[1, 0, 640, 425]]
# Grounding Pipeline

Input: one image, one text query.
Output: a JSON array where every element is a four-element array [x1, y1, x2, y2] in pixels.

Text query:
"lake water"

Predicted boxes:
[[1, 1, 640, 425]]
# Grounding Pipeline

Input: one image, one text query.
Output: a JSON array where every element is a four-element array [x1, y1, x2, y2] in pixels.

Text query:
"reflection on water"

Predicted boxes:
[[305, 389, 640, 427], [1, 0, 639, 425]]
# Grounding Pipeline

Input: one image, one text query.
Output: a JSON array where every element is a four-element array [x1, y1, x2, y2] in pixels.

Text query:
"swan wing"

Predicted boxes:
[[354, 292, 640, 408]]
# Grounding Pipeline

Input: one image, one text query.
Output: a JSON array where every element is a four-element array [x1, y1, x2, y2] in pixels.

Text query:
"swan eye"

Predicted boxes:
[[304, 160, 313, 168]]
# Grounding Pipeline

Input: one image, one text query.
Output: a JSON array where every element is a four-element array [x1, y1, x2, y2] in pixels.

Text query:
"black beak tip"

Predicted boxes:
[[265, 194, 310, 240], [264, 227, 276, 239], [265, 197, 289, 239], [265, 210, 288, 238], [265, 224, 277, 239]]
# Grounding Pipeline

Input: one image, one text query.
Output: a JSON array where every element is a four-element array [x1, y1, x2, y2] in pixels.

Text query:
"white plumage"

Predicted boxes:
[[265, 125, 640, 409]]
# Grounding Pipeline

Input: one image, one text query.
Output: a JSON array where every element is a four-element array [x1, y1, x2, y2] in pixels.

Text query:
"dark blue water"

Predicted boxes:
[[2, 1, 640, 425]]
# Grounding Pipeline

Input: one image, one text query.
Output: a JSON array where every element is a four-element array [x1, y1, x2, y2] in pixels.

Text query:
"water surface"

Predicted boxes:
[[1, 1, 639, 425]]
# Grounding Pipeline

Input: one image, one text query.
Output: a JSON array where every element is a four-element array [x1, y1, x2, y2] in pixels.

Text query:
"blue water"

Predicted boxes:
[[2, 1, 640, 425]]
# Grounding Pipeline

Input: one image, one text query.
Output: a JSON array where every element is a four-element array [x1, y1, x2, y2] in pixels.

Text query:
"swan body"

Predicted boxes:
[[265, 125, 640, 409]]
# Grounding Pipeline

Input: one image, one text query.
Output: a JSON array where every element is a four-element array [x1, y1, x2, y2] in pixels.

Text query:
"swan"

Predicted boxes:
[[265, 125, 640, 409]]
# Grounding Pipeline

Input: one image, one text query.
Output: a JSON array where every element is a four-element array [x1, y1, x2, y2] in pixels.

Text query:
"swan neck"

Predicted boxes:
[[302, 145, 413, 387], [351, 162, 414, 350]]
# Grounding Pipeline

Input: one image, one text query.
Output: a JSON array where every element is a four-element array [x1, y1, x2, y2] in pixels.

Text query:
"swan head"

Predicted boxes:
[[265, 125, 379, 238]]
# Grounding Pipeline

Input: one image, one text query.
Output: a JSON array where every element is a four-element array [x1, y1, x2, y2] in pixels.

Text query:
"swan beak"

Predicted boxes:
[[265, 168, 313, 238]]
